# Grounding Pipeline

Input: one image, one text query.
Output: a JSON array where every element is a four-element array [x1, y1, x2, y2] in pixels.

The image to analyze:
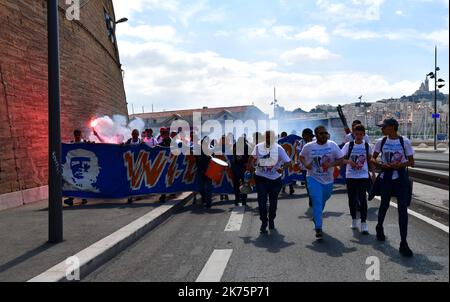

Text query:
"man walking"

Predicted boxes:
[[247, 130, 291, 234], [299, 126, 344, 240], [371, 118, 415, 257]]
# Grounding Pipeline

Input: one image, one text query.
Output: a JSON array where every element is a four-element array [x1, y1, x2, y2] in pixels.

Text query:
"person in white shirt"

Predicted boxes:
[[299, 126, 344, 240], [143, 129, 158, 148], [371, 118, 415, 257], [247, 130, 292, 234], [341, 124, 375, 234], [344, 120, 371, 144]]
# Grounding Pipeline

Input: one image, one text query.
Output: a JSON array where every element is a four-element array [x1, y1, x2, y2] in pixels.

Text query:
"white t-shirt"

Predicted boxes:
[[344, 133, 371, 144], [341, 141, 373, 179], [143, 137, 157, 147], [374, 136, 414, 180], [300, 140, 344, 185], [295, 139, 316, 170], [252, 143, 291, 180]]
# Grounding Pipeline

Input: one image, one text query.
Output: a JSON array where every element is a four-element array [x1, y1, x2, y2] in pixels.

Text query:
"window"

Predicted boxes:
[[104, 10, 115, 44]]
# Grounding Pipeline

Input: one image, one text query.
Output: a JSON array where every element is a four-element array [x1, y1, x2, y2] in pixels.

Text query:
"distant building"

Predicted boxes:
[[131, 105, 269, 137]]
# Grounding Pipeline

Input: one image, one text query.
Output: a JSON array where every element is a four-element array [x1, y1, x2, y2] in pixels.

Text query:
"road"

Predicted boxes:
[[84, 185, 449, 282]]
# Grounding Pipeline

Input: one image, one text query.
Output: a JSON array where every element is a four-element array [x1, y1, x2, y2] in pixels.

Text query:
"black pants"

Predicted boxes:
[[378, 178, 408, 242], [232, 175, 247, 204], [255, 175, 283, 223], [199, 174, 212, 206], [346, 178, 369, 222]]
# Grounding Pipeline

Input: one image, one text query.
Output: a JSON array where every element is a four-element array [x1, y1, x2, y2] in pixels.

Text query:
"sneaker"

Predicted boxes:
[[159, 195, 166, 203], [64, 198, 74, 207], [127, 198, 133, 204], [361, 222, 369, 235], [376, 225, 386, 241], [350, 219, 359, 230], [289, 187, 295, 195], [260, 222, 268, 234], [399, 241, 414, 257], [315, 229, 323, 240], [81, 199, 88, 205], [269, 220, 275, 230]]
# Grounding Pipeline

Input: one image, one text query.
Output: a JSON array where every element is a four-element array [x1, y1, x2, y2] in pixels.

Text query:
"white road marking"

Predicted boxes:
[[374, 197, 449, 234], [224, 206, 245, 232], [196, 249, 233, 282]]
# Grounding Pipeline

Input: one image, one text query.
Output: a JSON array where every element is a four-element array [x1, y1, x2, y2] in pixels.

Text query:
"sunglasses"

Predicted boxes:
[[317, 132, 329, 136]]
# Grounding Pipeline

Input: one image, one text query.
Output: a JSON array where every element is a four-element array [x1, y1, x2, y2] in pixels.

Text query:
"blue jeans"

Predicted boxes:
[[255, 175, 283, 223], [307, 177, 333, 230]]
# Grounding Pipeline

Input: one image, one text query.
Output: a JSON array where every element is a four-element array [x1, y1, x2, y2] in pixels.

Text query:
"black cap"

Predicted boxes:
[[377, 118, 399, 128], [302, 128, 315, 138]]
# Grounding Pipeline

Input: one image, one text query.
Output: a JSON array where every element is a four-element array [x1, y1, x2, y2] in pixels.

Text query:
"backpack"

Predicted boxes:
[[369, 136, 413, 206]]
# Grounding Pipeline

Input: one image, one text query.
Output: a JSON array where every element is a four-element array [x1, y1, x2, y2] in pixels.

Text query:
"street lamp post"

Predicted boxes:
[[427, 46, 446, 150], [48, 0, 63, 243], [271, 87, 278, 118]]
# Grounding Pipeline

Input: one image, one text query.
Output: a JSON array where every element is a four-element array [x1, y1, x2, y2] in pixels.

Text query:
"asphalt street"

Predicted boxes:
[[84, 185, 449, 282]]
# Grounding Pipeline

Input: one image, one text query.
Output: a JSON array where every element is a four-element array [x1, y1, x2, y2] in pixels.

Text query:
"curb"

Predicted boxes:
[[414, 149, 448, 153], [28, 192, 193, 282]]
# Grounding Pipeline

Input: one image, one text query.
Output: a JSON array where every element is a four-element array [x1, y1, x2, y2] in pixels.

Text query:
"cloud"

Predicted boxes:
[[113, 0, 225, 27], [116, 23, 180, 43], [333, 24, 449, 47], [281, 47, 340, 64], [118, 41, 417, 113], [315, 0, 385, 23]]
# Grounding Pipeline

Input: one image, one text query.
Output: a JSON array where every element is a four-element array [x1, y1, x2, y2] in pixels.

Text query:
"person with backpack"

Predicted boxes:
[[341, 124, 375, 234], [344, 120, 371, 144], [371, 118, 415, 257]]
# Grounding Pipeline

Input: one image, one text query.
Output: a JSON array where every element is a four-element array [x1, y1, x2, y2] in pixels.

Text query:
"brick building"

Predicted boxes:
[[0, 0, 128, 209]]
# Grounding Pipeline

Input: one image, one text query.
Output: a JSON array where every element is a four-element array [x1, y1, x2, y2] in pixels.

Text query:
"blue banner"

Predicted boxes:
[[62, 135, 343, 199]]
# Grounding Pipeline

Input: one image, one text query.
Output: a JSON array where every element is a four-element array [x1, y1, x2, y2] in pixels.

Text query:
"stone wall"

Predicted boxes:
[[0, 0, 128, 198]]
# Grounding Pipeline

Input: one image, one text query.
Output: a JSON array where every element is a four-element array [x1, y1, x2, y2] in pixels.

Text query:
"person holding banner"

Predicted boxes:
[[299, 126, 344, 240], [247, 130, 291, 234], [64, 129, 89, 207], [144, 129, 158, 148]]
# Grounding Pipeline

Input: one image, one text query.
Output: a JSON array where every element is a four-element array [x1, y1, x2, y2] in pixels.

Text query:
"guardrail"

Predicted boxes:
[[409, 168, 449, 191]]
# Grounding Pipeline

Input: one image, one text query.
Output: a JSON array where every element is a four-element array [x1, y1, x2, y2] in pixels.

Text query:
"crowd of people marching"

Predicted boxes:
[[65, 117, 415, 257]]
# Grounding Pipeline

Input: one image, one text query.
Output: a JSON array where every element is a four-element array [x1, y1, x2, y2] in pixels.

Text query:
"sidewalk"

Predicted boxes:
[[412, 183, 449, 213], [413, 146, 449, 153], [0, 194, 184, 282]]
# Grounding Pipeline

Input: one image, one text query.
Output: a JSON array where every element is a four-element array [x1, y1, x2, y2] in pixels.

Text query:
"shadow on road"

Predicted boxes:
[[240, 229, 295, 253], [306, 233, 357, 257], [0, 242, 54, 275], [371, 241, 445, 276]]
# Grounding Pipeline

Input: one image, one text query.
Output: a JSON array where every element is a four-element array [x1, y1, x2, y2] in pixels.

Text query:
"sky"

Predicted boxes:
[[112, 0, 449, 116]]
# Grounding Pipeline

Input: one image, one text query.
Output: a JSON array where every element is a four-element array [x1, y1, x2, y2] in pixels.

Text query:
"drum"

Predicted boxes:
[[205, 157, 228, 182]]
